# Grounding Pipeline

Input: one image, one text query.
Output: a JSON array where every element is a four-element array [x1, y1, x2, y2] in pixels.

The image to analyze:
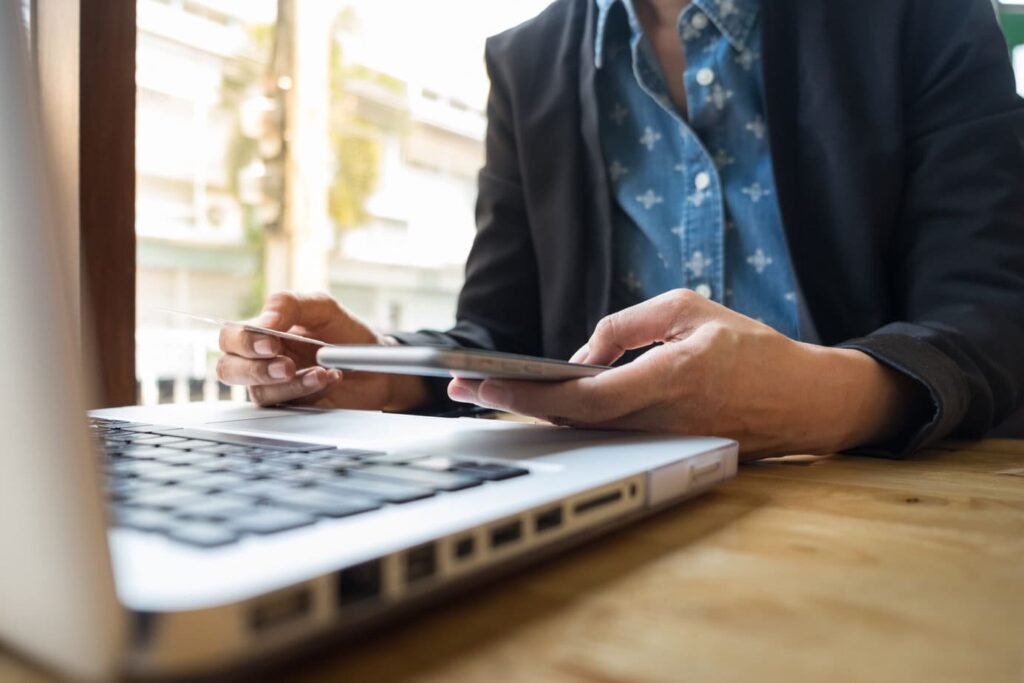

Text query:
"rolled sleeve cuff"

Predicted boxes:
[[838, 330, 970, 457]]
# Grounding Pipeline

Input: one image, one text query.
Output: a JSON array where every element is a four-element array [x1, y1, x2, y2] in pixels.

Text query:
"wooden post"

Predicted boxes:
[[79, 0, 137, 407]]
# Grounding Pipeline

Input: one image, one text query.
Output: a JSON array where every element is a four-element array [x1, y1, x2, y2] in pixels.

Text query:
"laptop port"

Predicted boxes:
[[338, 559, 382, 606], [534, 506, 563, 533], [573, 489, 623, 515], [405, 543, 436, 584], [249, 586, 312, 633], [490, 520, 522, 549], [453, 536, 475, 561]]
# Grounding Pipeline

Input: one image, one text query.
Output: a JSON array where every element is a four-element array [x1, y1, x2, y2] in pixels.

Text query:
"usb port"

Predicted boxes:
[[405, 543, 436, 584], [534, 506, 563, 533], [338, 559, 382, 607], [574, 489, 623, 515], [490, 520, 522, 549], [453, 536, 475, 561]]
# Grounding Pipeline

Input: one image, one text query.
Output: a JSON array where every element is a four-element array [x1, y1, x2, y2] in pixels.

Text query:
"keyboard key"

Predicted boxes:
[[233, 479, 303, 499], [278, 468, 337, 486], [305, 453, 364, 472], [227, 506, 316, 535], [192, 454, 254, 471], [136, 469, 206, 486], [166, 522, 240, 548], [105, 432, 144, 443], [350, 465, 482, 492], [114, 446, 166, 460], [320, 477, 434, 504], [152, 450, 215, 466], [452, 463, 530, 481], [264, 487, 381, 518], [125, 486, 207, 510], [182, 472, 249, 492], [149, 428, 336, 452], [113, 506, 178, 532], [107, 478, 163, 501], [176, 495, 255, 520], [258, 451, 319, 465], [227, 461, 297, 479]]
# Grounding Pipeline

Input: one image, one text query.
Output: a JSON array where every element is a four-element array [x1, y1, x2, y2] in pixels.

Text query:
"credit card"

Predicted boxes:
[[157, 308, 333, 347]]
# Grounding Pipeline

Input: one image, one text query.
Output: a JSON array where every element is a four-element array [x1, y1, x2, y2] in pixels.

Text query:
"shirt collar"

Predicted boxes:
[[595, 0, 759, 68]]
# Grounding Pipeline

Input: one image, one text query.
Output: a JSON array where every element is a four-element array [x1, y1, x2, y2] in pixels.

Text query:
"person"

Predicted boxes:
[[217, 0, 1024, 460]]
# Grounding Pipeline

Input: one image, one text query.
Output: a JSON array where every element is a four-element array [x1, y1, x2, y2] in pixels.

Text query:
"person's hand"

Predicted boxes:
[[216, 291, 429, 411], [447, 289, 922, 460]]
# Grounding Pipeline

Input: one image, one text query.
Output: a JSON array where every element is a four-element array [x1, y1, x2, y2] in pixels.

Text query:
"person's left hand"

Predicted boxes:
[[447, 289, 921, 460]]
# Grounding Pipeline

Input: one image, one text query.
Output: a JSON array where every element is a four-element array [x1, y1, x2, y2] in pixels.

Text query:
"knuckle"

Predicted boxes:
[[247, 361, 266, 384], [673, 288, 696, 306], [215, 355, 231, 381], [594, 314, 617, 341]]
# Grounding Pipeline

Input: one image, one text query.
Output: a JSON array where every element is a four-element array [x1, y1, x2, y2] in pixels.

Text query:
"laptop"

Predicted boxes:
[[0, 7, 738, 680]]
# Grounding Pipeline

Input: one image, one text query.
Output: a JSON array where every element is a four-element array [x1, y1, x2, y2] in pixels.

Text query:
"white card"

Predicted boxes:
[[157, 308, 332, 347]]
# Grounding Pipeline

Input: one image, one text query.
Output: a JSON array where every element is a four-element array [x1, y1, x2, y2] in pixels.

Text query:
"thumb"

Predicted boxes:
[[584, 289, 706, 365], [258, 291, 378, 344]]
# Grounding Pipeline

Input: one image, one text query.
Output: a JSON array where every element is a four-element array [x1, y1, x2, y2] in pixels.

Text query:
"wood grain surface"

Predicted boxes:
[[3, 440, 1022, 682]]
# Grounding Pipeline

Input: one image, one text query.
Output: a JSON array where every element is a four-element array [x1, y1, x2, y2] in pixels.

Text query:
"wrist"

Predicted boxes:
[[806, 345, 920, 452]]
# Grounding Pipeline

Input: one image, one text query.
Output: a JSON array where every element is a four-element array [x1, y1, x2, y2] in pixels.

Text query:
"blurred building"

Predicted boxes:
[[135, 0, 483, 403]]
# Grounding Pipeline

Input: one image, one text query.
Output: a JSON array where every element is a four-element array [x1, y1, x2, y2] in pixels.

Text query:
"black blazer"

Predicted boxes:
[[395, 0, 1024, 454]]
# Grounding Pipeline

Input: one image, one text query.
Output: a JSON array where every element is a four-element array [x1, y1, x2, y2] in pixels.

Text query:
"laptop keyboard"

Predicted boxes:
[[92, 417, 529, 549]]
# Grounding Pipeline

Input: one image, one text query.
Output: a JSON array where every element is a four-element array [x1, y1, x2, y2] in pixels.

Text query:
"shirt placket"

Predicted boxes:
[[677, 5, 724, 303]]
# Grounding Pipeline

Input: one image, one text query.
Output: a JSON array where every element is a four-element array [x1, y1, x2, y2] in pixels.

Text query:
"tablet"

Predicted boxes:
[[316, 346, 607, 381]]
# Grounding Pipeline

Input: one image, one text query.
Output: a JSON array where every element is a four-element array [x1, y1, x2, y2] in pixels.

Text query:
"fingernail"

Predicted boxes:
[[254, 338, 274, 356], [268, 360, 288, 379], [257, 310, 281, 327], [302, 370, 324, 388], [569, 344, 589, 364], [478, 381, 509, 409], [448, 384, 472, 402]]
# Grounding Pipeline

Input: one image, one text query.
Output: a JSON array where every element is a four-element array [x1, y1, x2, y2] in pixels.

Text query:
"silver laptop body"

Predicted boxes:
[[0, 8, 738, 680]]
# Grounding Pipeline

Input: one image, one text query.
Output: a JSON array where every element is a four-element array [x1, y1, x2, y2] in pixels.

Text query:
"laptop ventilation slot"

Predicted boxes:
[[249, 586, 312, 633]]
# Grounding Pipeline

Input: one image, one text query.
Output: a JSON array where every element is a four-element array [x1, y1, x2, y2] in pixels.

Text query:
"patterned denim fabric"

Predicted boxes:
[[595, 0, 802, 338]]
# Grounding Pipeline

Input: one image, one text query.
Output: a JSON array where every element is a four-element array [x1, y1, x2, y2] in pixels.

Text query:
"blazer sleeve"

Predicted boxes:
[[839, 0, 1024, 454], [391, 37, 543, 409]]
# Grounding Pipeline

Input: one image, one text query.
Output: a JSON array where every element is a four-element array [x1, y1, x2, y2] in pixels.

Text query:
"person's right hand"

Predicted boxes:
[[216, 291, 429, 411]]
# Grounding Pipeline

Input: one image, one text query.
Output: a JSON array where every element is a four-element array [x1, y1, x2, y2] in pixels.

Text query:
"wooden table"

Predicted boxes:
[[3, 439, 1022, 682]]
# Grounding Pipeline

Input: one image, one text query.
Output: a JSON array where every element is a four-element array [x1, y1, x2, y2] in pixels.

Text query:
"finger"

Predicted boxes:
[[216, 354, 296, 386], [448, 378, 482, 403], [568, 344, 590, 364], [259, 291, 377, 343], [585, 289, 709, 366], [455, 361, 657, 424], [218, 327, 282, 359], [249, 367, 340, 407]]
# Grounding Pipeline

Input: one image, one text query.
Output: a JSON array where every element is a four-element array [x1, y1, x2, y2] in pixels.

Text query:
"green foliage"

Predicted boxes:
[[330, 129, 381, 229], [327, 30, 391, 233]]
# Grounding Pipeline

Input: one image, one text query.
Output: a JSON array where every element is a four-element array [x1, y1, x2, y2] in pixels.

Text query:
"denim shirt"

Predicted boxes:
[[595, 0, 803, 339]]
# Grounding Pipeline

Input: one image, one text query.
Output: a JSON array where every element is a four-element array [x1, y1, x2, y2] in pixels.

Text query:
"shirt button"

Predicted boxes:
[[696, 284, 712, 298], [694, 172, 711, 190], [696, 68, 715, 87], [691, 12, 709, 30]]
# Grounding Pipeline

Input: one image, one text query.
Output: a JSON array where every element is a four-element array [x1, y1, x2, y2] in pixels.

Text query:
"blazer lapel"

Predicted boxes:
[[577, 0, 614, 329], [761, 0, 818, 324]]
